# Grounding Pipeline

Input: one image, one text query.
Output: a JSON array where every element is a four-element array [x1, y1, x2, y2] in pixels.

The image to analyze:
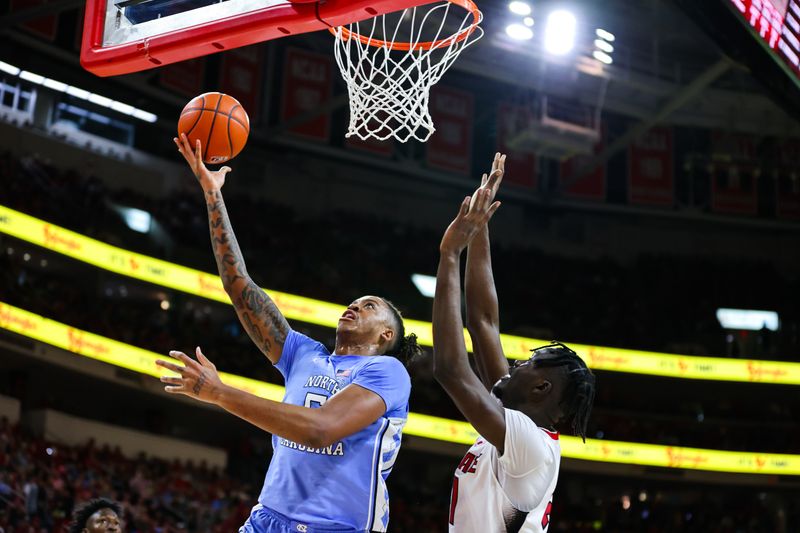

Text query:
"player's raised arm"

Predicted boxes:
[[433, 189, 509, 451], [174, 133, 290, 364], [466, 153, 509, 391]]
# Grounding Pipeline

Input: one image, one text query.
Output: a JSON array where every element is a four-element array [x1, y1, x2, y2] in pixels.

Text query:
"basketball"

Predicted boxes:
[[177, 92, 249, 164]]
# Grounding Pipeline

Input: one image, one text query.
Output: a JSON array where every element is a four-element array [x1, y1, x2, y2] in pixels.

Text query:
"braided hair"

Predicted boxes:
[[381, 298, 424, 366], [530, 342, 596, 442], [69, 498, 122, 533]]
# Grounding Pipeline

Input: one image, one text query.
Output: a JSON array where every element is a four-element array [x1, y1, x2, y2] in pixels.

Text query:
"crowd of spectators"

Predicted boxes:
[[2, 415, 796, 532], [0, 417, 253, 532]]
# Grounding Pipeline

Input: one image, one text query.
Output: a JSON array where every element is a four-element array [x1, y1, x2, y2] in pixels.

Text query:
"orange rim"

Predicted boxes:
[[329, 0, 482, 52]]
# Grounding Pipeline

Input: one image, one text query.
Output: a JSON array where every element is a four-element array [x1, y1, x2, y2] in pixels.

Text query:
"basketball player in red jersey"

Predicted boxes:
[[432, 153, 596, 532]]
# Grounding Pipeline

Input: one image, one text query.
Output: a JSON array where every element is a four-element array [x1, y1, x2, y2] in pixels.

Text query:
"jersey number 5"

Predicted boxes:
[[304, 392, 327, 408]]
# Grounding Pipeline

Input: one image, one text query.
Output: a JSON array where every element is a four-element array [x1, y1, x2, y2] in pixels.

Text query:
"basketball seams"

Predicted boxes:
[[204, 94, 224, 162], [182, 108, 248, 129], [183, 95, 206, 138], [226, 104, 239, 159]]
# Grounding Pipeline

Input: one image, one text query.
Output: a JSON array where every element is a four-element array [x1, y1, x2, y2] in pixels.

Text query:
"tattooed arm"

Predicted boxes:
[[175, 134, 290, 364]]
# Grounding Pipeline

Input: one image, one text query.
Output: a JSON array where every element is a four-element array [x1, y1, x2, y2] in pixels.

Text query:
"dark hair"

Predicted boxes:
[[530, 342, 596, 442], [382, 298, 424, 366], [69, 498, 122, 533]]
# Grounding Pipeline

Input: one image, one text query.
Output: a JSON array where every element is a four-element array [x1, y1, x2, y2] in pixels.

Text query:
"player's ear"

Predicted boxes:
[[531, 379, 552, 397], [380, 327, 395, 346]]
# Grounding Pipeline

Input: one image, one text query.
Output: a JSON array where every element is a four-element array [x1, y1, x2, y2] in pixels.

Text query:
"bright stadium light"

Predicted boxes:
[[3, 60, 158, 123], [132, 109, 158, 123], [120, 207, 152, 233], [20, 71, 45, 84], [524, 16, 534, 27], [596, 28, 615, 41], [411, 273, 437, 298], [545, 10, 576, 55], [66, 85, 91, 100], [88, 93, 113, 108], [716, 308, 779, 331], [509, 1, 532, 16], [593, 50, 613, 64], [43, 78, 68, 92], [0, 61, 20, 75], [506, 23, 534, 40], [594, 39, 614, 53]]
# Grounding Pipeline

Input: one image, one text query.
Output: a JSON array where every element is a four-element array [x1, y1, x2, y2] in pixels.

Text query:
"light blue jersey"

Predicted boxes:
[[256, 330, 411, 532]]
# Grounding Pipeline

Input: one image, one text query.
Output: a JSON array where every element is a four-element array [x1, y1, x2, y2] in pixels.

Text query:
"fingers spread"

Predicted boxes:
[[195, 346, 215, 368], [169, 350, 200, 369], [160, 376, 183, 386], [156, 359, 185, 375]]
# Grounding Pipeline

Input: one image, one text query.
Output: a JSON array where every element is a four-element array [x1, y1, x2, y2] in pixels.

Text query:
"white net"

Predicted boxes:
[[332, 1, 483, 143]]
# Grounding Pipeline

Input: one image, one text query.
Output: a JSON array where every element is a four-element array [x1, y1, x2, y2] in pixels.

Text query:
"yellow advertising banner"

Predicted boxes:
[[2, 204, 799, 384], [1, 301, 799, 475]]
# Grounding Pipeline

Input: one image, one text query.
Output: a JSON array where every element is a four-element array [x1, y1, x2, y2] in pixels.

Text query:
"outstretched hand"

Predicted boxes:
[[156, 347, 225, 404], [479, 152, 506, 203], [440, 187, 501, 255], [173, 133, 231, 193]]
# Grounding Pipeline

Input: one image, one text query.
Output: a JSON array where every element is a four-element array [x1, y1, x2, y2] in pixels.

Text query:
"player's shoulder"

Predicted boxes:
[[356, 355, 411, 381], [287, 329, 330, 354]]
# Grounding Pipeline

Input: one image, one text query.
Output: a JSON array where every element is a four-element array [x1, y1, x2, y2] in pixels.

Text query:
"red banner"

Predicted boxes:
[[776, 138, 800, 219], [710, 132, 758, 215], [496, 102, 537, 188], [281, 48, 332, 141], [221, 46, 264, 122], [10, 0, 58, 41], [628, 127, 673, 206], [426, 86, 473, 174], [711, 163, 759, 215], [159, 58, 206, 98], [560, 132, 606, 201]]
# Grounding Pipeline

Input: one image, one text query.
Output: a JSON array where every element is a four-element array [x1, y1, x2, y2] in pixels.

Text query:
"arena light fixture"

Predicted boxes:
[[593, 50, 613, 64], [43, 78, 68, 92], [506, 23, 534, 40], [716, 308, 779, 331], [411, 273, 437, 298], [596, 28, 615, 41], [20, 71, 45, 84], [544, 10, 576, 55], [523, 16, 534, 27], [119, 207, 152, 233], [0, 61, 21, 76], [2, 60, 157, 123], [594, 39, 614, 53], [508, 1, 532, 16]]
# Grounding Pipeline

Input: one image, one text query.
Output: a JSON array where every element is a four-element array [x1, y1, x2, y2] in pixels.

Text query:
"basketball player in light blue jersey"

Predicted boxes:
[[156, 134, 421, 532]]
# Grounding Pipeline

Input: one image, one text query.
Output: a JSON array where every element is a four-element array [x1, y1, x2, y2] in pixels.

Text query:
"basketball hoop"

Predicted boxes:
[[331, 0, 483, 143]]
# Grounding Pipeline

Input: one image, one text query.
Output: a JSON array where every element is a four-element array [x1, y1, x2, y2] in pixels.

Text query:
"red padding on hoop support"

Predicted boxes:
[[80, 0, 440, 77]]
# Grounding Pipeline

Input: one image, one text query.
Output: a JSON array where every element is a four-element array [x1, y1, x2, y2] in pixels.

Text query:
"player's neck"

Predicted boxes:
[[333, 339, 382, 356], [517, 405, 557, 432]]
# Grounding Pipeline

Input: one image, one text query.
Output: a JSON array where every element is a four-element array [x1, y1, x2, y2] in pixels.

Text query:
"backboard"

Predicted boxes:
[[80, 0, 436, 77]]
